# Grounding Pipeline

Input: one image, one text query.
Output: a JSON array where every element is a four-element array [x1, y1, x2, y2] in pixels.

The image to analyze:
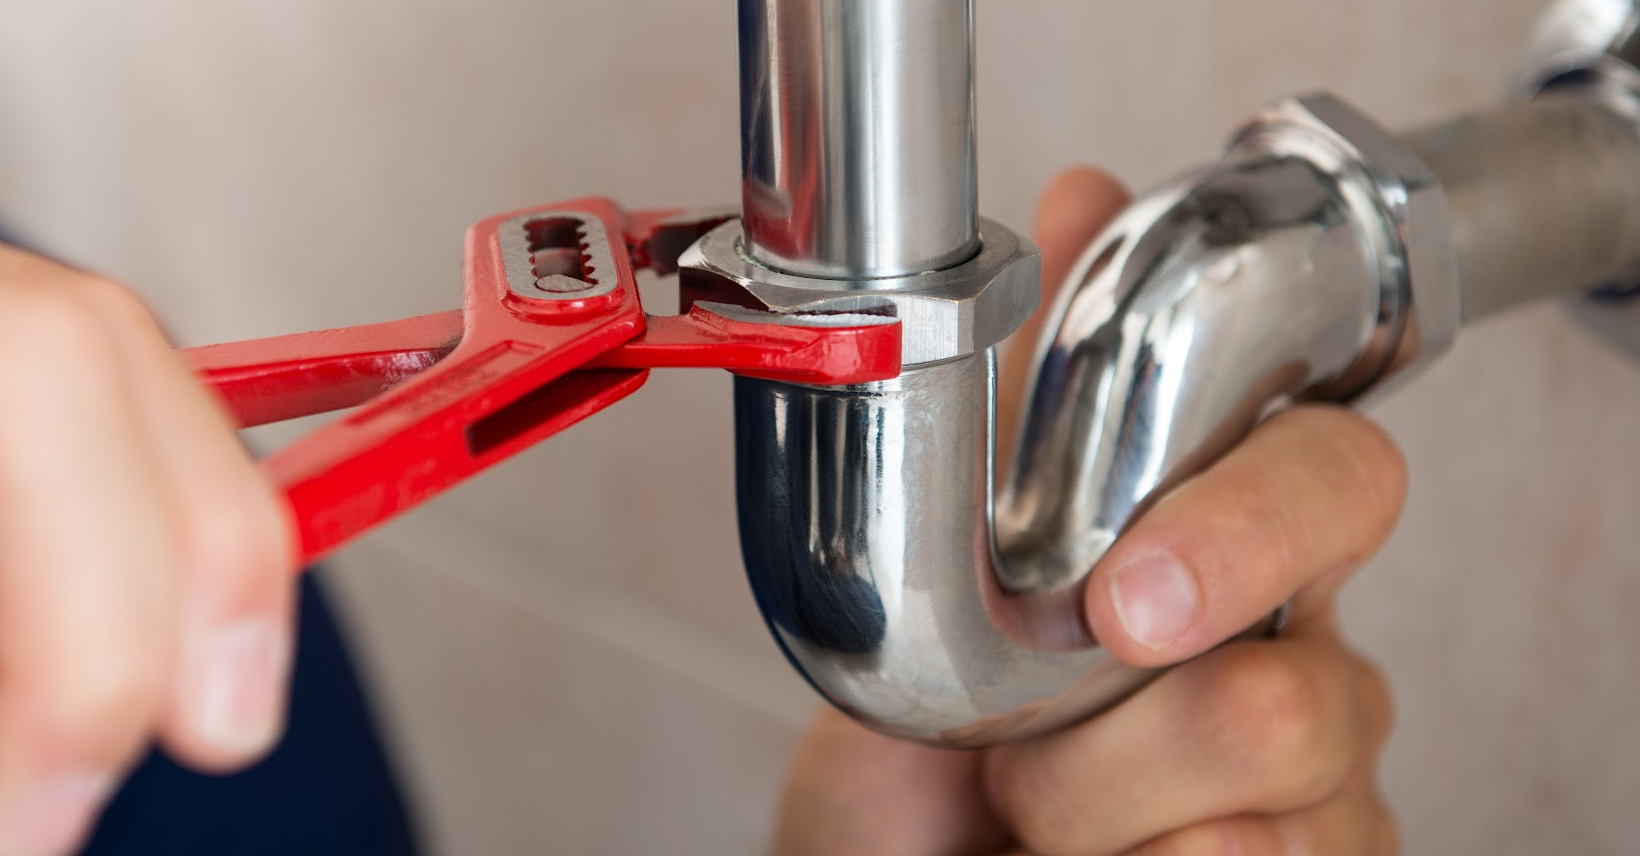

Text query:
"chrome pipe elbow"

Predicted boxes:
[[997, 97, 1460, 601], [697, 95, 1460, 746], [707, 0, 1640, 747]]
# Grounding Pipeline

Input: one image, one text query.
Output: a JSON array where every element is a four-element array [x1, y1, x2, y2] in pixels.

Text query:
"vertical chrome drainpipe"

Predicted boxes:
[[737, 0, 979, 278]]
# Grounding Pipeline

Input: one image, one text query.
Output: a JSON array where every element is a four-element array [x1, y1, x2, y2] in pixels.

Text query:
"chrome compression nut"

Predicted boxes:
[[678, 219, 1042, 367], [1230, 93, 1461, 394]]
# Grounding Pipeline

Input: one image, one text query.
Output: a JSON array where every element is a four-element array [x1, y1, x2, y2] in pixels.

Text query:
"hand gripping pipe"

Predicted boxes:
[[678, 0, 1640, 747]]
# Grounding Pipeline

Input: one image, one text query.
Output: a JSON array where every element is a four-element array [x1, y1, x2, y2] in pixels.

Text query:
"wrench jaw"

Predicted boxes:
[[676, 219, 1040, 368]]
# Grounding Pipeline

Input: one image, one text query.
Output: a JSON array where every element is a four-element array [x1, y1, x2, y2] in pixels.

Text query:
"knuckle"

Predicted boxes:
[[1200, 646, 1345, 807], [1139, 823, 1266, 856], [1375, 802, 1402, 856], [1327, 412, 1409, 534], [179, 472, 292, 588], [1126, 825, 1226, 856], [39, 641, 167, 753], [0, 282, 116, 363], [0, 248, 78, 290], [983, 748, 1083, 856], [1354, 657, 1397, 751], [1236, 476, 1308, 578], [1256, 407, 1409, 572], [66, 274, 156, 328]]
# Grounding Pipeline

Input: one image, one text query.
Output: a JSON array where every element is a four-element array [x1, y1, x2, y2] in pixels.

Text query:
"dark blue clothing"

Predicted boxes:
[[81, 575, 422, 856], [0, 224, 421, 856]]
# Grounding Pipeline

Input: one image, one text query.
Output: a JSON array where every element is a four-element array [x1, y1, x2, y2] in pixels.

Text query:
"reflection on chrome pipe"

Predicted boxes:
[[997, 155, 1398, 598], [737, 356, 1163, 745], [737, 0, 978, 279]]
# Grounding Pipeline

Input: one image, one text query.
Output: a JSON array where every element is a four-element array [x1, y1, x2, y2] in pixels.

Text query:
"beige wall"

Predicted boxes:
[[0, 0, 1632, 852]]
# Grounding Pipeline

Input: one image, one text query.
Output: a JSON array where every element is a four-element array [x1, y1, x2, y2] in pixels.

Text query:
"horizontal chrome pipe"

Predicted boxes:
[[737, 0, 979, 278], [1406, 90, 1640, 322]]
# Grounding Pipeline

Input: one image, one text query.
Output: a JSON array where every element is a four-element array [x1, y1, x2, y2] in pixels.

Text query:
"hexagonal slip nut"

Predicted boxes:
[[678, 218, 1042, 368], [1230, 92, 1461, 391]]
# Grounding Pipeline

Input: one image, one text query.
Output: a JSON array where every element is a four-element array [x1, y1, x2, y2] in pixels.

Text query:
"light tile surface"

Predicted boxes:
[[0, 0, 1633, 852]]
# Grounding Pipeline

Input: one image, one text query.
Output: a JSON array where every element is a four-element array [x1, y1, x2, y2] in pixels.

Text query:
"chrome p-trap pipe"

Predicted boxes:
[[675, 0, 1640, 746]]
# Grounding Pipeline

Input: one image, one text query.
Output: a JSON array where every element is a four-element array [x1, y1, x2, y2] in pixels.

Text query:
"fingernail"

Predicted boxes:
[[1110, 553, 1200, 651], [4, 771, 111, 856], [198, 620, 290, 756]]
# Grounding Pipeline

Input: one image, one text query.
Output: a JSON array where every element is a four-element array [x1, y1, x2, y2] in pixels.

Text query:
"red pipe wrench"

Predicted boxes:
[[184, 197, 901, 563]]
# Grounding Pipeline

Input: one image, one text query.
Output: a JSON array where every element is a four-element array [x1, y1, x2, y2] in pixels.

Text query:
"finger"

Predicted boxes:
[[67, 272, 297, 771], [1033, 167, 1131, 317], [984, 628, 1391, 856], [1120, 767, 1398, 856], [1267, 769, 1400, 856], [0, 266, 182, 856], [1124, 818, 1291, 856], [1124, 779, 1397, 856], [1029, 778, 1398, 856], [773, 709, 1010, 856], [1085, 404, 1407, 668], [998, 167, 1129, 460]]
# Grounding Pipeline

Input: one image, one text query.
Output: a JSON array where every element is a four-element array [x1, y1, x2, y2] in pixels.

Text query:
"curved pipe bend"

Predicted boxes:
[[735, 146, 1402, 746], [732, 0, 1640, 746]]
